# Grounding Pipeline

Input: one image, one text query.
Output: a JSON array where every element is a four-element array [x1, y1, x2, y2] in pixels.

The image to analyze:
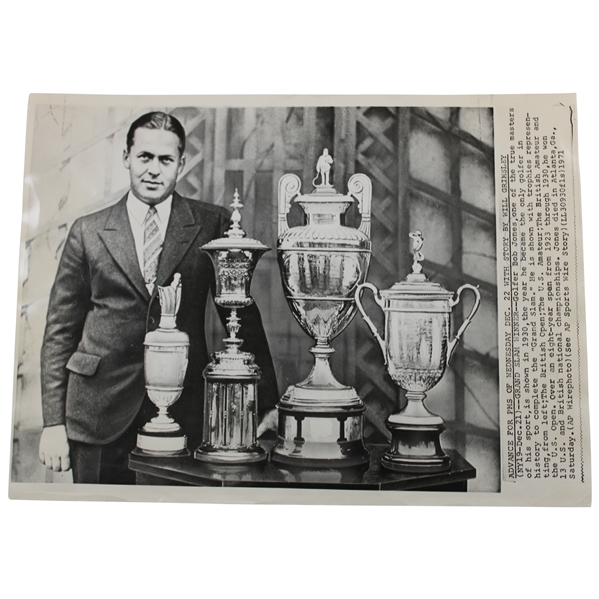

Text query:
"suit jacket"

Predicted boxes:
[[41, 192, 278, 447]]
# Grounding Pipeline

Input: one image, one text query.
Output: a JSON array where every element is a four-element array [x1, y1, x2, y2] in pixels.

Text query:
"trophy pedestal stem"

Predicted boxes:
[[281, 343, 364, 408], [382, 394, 450, 473], [388, 392, 444, 426], [143, 406, 181, 431], [303, 344, 341, 387]]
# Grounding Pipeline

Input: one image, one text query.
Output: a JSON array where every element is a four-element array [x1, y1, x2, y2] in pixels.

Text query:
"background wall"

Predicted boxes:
[[12, 102, 499, 491]]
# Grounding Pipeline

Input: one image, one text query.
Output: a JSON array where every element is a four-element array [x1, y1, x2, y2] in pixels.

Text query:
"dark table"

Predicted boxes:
[[129, 443, 476, 492]]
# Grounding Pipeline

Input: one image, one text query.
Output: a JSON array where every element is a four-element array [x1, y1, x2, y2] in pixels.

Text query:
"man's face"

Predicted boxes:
[[123, 127, 186, 205]]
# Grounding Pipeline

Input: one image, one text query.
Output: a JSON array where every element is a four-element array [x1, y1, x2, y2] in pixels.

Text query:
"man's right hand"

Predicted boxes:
[[39, 425, 71, 472]]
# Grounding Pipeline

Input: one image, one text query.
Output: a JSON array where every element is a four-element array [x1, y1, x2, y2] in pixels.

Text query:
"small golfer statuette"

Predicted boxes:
[[137, 273, 190, 456]]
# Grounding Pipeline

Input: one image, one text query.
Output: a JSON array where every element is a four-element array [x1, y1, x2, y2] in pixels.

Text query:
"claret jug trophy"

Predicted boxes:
[[272, 150, 372, 467], [136, 273, 190, 456], [355, 231, 481, 473], [195, 191, 270, 464]]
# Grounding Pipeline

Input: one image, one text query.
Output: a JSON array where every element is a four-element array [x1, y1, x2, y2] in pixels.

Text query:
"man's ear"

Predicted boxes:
[[123, 149, 130, 170], [177, 154, 186, 176]]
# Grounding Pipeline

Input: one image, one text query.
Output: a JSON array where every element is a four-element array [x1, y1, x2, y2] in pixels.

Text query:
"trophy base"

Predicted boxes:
[[382, 419, 451, 473], [135, 429, 189, 457], [194, 444, 268, 465], [271, 402, 369, 468], [279, 381, 365, 410]]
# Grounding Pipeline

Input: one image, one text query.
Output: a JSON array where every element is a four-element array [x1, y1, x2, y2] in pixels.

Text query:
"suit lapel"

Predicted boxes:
[[154, 193, 203, 289], [98, 196, 150, 300]]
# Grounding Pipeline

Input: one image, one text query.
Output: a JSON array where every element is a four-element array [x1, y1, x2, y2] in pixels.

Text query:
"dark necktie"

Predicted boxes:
[[143, 206, 162, 292]]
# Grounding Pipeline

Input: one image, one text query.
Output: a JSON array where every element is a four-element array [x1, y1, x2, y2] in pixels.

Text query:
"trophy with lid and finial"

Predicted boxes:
[[194, 190, 270, 464], [272, 149, 373, 468], [355, 231, 481, 473]]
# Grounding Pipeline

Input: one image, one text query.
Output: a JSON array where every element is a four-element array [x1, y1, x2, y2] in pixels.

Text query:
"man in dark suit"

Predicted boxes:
[[38, 111, 278, 484]]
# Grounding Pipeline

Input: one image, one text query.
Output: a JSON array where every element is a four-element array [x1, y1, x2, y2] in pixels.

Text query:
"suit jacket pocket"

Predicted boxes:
[[66, 351, 101, 376]]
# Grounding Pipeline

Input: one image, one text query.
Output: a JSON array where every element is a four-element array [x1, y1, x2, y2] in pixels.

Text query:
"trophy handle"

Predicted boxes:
[[447, 284, 481, 365], [348, 174, 372, 239], [278, 174, 302, 237], [355, 282, 386, 364]]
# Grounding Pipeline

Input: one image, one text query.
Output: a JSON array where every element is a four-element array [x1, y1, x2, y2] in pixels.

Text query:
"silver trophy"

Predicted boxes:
[[272, 150, 372, 467], [355, 232, 481, 472], [136, 274, 190, 456], [195, 191, 270, 464]]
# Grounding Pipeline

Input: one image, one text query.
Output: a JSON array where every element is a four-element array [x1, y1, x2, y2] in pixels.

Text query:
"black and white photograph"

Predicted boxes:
[[11, 97, 500, 496], [2, 3, 597, 599], [8, 90, 592, 512]]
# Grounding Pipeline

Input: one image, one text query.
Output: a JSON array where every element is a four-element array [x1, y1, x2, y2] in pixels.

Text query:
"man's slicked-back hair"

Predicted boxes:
[[126, 111, 186, 155]]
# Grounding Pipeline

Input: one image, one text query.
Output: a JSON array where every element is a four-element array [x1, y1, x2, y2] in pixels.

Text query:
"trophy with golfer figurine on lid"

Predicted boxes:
[[271, 149, 373, 468]]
